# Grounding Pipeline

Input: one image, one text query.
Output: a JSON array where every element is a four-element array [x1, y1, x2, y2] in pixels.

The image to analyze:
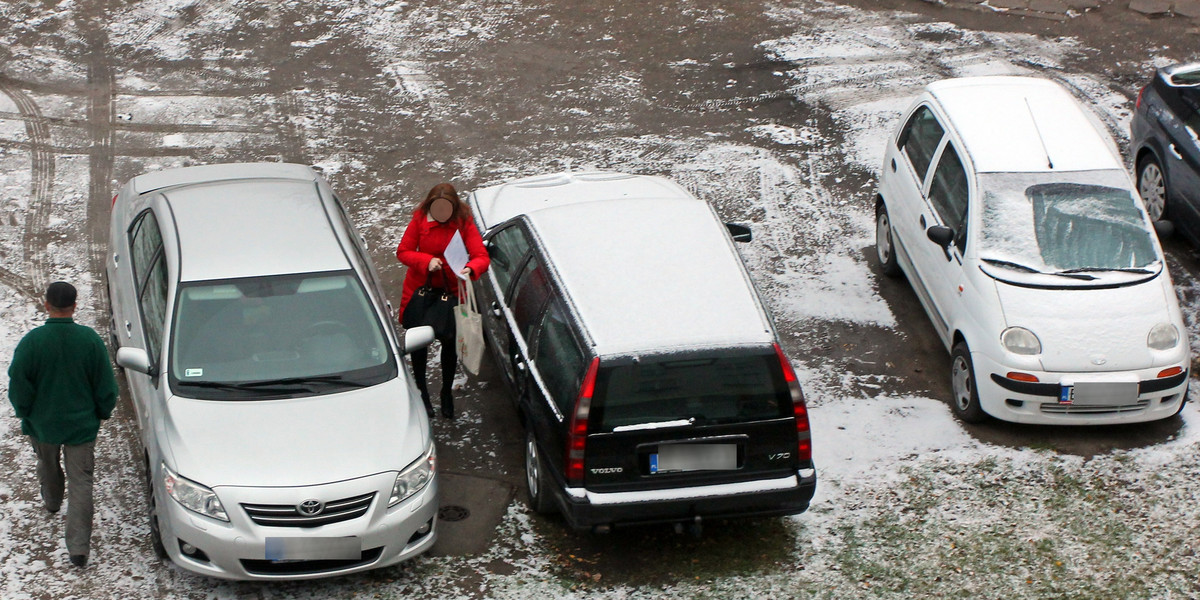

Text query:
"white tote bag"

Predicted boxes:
[[455, 277, 485, 376]]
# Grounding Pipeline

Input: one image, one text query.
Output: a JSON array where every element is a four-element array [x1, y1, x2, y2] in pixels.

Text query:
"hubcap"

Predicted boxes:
[[876, 212, 893, 264], [1139, 162, 1166, 221], [525, 438, 539, 499], [951, 355, 973, 411]]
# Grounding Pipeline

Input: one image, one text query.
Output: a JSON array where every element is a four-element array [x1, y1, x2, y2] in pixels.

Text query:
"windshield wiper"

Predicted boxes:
[[982, 258, 1041, 273], [174, 381, 300, 393], [982, 258, 1095, 280], [239, 375, 371, 388], [1058, 267, 1153, 275]]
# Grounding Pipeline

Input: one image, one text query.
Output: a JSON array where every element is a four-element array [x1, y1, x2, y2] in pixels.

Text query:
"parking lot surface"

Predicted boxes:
[[0, 1, 1198, 598]]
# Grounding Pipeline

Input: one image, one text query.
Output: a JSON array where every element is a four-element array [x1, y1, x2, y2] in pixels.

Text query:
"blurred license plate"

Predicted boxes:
[[650, 444, 736, 474], [1059, 381, 1138, 406], [265, 537, 361, 561]]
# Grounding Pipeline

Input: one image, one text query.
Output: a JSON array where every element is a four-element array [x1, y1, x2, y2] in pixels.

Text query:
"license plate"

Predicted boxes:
[[1059, 381, 1138, 406], [650, 444, 737, 474], [264, 537, 361, 561]]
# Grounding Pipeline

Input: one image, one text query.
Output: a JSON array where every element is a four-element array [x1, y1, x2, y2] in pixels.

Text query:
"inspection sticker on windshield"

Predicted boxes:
[[184, 368, 203, 377]]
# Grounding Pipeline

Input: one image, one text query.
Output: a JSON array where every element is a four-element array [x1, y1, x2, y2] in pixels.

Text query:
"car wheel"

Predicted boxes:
[[875, 202, 902, 278], [950, 342, 988, 423], [524, 431, 556, 515], [1137, 155, 1168, 222]]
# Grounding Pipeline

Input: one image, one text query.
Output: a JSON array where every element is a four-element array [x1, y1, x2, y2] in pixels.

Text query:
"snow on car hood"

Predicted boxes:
[[994, 277, 1172, 372], [161, 378, 427, 488]]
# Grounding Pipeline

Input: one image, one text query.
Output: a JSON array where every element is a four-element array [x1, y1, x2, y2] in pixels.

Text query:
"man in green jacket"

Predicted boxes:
[[8, 282, 118, 568]]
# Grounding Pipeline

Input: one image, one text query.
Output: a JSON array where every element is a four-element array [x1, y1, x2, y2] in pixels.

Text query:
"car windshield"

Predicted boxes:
[[169, 271, 395, 399], [589, 350, 792, 433], [977, 170, 1160, 281]]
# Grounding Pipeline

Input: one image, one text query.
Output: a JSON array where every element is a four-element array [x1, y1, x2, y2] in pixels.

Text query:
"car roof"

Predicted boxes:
[[159, 174, 350, 282], [926, 76, 1122, 174], [474, 172, 775, 357]]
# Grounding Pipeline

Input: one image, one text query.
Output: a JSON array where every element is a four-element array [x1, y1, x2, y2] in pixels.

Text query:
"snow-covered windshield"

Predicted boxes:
[[978, 170, 1159, 280]]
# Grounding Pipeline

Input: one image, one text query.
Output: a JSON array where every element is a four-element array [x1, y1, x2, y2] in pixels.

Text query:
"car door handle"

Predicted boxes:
[[514, 357, 526, 372], [124, 321, 132, 338], [919, 214, 926, 228], [490, 302, 502, 317], [1169, 144, 1183, 160], [891, 158, 897, 172]]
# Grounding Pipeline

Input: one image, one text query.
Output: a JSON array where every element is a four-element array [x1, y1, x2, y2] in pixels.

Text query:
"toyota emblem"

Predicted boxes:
[[297, 499, 324, 516]]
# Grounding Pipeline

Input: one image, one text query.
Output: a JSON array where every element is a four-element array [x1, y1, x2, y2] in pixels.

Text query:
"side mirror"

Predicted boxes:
[[116, 347, 156, 376], [725, 223, 753, 243], [403, 326, 435, 354], [1153, 219, 1175, 238], [926, 225, 954, 248]]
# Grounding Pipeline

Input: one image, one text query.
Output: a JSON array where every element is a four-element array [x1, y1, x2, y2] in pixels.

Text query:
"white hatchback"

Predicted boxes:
[[875, 76, 1190, 425]]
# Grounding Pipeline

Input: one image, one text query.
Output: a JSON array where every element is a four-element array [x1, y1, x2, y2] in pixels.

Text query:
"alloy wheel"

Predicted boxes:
[[876, 211, 894, 265], [951, 355, 973, 412], [1139, 161, 1167, 221]]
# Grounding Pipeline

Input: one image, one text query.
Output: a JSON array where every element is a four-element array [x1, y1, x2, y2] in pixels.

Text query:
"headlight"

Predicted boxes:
[[162, 464, 228, 521], [1148, 323, 1180, 350], [1001, 327, 1042, 355], [390, 444, 435, 507]]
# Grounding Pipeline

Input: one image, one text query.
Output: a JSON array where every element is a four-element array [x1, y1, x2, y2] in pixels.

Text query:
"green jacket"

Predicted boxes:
[[8, 317, 118, 445]]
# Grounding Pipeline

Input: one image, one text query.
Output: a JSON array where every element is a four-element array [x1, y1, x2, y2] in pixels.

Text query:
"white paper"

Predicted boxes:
[[444, 229, 470, 280]]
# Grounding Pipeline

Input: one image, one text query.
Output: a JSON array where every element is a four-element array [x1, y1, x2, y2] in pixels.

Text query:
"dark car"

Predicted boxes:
[[1132, 62, 1200, 244], [465, 171, 816, 534]]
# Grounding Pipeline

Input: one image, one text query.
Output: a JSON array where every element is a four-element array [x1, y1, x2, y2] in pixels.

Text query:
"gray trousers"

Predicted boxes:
[[31, 438, 96, 557]]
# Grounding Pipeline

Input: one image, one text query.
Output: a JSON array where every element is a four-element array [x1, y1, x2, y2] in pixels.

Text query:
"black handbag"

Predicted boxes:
[[402, 284, 458, 339]]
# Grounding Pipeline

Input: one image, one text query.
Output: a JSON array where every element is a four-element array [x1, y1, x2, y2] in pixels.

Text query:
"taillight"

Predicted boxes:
[[774, 344, 811, 463], [566, 357, 600, 486], [111, 194, 118, 207], [1136, 85, 1147, 110]]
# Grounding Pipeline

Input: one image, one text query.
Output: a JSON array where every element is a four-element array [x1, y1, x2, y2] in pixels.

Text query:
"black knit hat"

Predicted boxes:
[[46, 281, 77, 309]]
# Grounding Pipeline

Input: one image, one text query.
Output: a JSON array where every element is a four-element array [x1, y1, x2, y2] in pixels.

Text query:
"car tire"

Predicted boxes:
[[950, 342, 988, 424], [1137, 155, 1168, 222], [524, 431, 556, 515], [875, 202, 902, 278]]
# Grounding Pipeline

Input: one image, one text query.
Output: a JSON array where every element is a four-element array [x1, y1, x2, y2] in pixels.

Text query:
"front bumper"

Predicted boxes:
[[554, 469, 816, 532], [158, 471, 438, 581], [973, 351, 1188, 425]]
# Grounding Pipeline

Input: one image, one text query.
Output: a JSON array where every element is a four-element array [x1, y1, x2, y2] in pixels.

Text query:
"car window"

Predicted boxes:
[[140, 253, 169, 362], [978, 170, 1159, 275], [487, 225, 531, 294], [129, 210, 163, 289], [927, 142, 969, 247], [170, 271, 395, 398], [897, 105, 945, 183], [510, 255, 552, 340], [590, 351, 791, 433], [532, 298, 585, 416]]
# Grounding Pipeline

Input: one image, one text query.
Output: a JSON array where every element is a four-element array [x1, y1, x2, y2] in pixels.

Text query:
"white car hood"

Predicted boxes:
[[162, 378, 426, 488], [994, 277, 1172, 372]]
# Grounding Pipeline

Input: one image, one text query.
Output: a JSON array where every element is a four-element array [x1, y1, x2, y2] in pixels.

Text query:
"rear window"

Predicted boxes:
[[590, 351, 791, 433]]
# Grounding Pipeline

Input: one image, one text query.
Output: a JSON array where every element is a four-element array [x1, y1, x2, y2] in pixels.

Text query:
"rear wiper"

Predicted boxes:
[[1058, 267, 1153, 275], [239, 375, 370, 388], [612, 417, 695, 432]]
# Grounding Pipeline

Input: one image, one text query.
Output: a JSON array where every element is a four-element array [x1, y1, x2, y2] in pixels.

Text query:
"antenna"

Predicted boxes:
[[1025, 97, 1054, 169]]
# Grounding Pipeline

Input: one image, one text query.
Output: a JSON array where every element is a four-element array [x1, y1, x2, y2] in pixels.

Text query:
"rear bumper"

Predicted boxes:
[[555, 470, 816, 531]]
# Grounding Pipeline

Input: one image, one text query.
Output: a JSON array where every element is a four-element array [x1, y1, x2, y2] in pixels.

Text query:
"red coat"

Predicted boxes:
[[396, 210, 490, 316]]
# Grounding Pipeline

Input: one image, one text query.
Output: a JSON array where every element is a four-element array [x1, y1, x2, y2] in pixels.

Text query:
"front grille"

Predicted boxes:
[[241, 546, 384, 576], [242, 492, 375, 527], [1039, 399, 1150, 415]]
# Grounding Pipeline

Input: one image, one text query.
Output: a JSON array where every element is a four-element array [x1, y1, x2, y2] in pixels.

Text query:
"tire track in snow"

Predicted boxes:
[[0, 74, 54, 296]]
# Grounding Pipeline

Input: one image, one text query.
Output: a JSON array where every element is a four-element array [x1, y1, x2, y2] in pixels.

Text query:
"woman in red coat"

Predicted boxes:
[[397, 183, 490, 419]]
